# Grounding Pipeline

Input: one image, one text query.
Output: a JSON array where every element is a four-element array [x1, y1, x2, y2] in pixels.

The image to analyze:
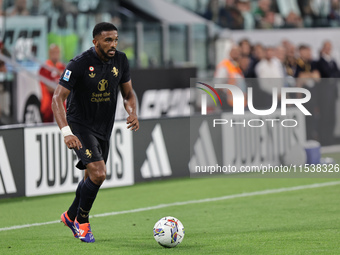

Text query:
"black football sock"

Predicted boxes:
[[67, 178, 84, 221], [77, 177, 100, 224]]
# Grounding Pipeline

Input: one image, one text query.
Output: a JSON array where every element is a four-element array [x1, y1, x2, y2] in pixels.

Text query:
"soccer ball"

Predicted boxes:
[[153, 216, 185, 248]]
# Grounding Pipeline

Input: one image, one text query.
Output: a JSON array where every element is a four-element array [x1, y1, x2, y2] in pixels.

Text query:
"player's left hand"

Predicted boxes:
[[127, 114, 139, 131]]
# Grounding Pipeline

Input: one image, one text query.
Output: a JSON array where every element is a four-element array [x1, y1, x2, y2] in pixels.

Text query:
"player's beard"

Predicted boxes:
[[98, 43, 115, 61]]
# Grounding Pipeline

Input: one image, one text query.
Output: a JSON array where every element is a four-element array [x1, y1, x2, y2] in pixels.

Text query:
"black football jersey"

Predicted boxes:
[[59, 47, 130, 140]]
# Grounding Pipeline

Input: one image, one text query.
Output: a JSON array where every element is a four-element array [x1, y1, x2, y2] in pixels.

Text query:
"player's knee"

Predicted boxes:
[[92, 170, 106, 185], [98, 171, 106, 183], [87, 162, 107, 185]]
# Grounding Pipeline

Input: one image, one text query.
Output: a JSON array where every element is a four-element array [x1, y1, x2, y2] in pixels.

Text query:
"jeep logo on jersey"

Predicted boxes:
[[98, 79, 108, 92]]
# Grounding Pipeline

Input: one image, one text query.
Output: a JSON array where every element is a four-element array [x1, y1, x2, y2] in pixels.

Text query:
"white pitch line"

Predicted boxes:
[[321, 144, 340, 154], [1, 181, 340, 232]]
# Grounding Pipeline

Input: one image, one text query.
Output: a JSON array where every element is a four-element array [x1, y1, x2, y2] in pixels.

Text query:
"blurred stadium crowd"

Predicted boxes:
[[168, 0, 340, 29], [213, 39, 339, 145]]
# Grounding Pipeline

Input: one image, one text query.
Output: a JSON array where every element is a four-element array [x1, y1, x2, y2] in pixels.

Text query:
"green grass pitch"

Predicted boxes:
[[0, 174, 339, 254]]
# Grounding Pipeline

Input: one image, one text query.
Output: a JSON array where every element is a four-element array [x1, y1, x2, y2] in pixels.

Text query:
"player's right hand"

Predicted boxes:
[[64, 135, 83, 150]]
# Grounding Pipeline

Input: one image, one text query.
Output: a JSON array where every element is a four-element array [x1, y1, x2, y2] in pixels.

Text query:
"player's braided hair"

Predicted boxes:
[[93, 22, 118, 38]]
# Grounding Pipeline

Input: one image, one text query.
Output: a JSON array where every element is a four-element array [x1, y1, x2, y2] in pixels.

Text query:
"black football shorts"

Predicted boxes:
[[73, 132, 110, 170]]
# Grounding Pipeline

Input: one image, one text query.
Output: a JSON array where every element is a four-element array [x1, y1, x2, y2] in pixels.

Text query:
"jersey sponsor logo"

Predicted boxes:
[[63, 69, 72, 82], [89, 72, 96, 78], [98, 79, 108, 92], [111, 67, 119, 77]]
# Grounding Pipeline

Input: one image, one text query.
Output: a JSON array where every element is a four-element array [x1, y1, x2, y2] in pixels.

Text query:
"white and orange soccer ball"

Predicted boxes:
[[153, 216, 185, 248]]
